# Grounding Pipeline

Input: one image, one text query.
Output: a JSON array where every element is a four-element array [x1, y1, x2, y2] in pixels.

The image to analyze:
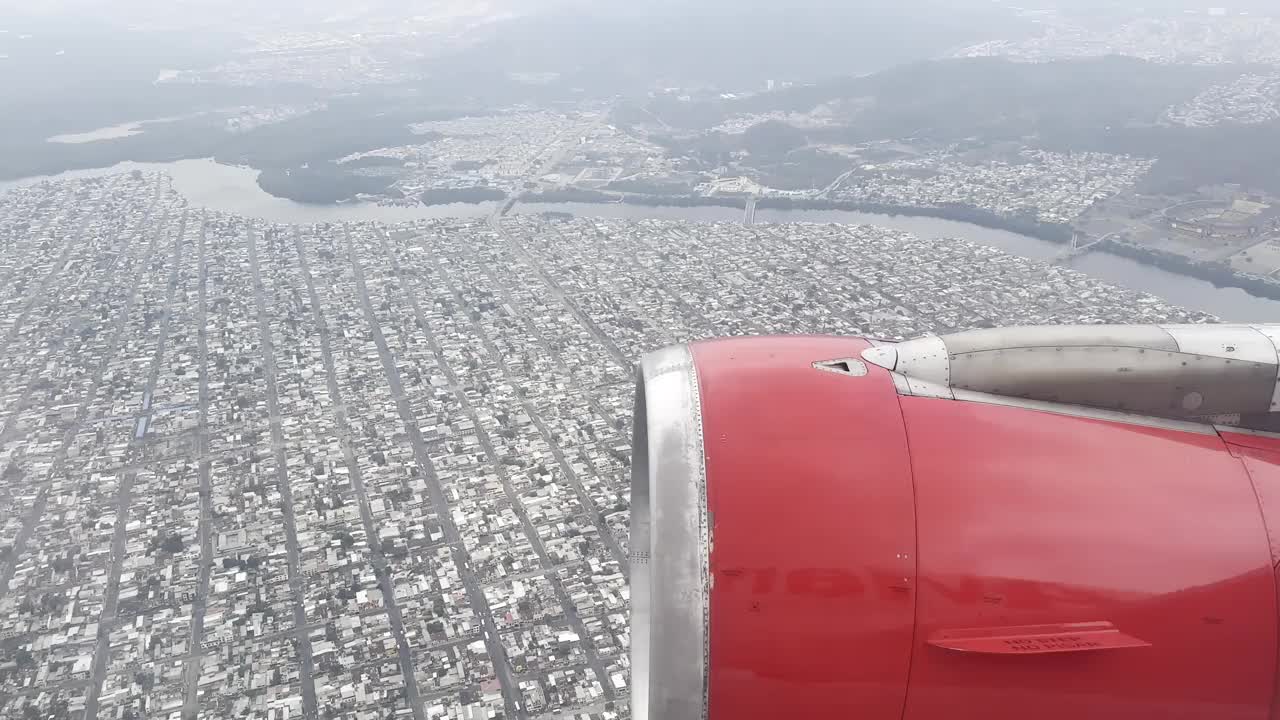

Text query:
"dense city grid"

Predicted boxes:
[[0, 174, 1210, 720]]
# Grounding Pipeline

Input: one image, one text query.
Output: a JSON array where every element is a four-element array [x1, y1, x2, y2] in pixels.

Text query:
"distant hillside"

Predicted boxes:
[[641, 57, 1280, 194], [449, 0, 1033, 91], [648, 56, 1240, 130]]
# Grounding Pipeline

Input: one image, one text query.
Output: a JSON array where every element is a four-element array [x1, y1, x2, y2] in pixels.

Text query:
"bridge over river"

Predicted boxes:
[[1052, 231, 1117, 264]]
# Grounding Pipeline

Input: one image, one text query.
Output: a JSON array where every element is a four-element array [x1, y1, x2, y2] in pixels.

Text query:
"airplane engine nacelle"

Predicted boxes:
[[630, 332, 1280, 720]]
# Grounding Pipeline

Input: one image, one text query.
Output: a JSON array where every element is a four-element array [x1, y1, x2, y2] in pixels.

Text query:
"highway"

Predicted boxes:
[[0, 184, 147, 446], [819, 169, 855, 199], [292, 230, 426, 720], [379, 230, 617, 705], [486, 214, 635, 376], [85, 209, 185, 720], [246, 228, 319, 720], [443, 229, 633, 573], [343, 225, 527, 720], [182, 213, 214, 719]]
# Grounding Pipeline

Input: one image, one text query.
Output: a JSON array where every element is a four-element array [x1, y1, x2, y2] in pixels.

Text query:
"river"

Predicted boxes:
[[1, 159, 1276, 322], [0, 159, 498, 224]]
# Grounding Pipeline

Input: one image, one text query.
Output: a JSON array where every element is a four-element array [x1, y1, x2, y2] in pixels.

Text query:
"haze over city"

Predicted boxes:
[[2, 1, 1280, 719]]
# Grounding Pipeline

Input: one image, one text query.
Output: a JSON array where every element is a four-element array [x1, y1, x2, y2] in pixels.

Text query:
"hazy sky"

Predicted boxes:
[[3, 0, 1273, 32]]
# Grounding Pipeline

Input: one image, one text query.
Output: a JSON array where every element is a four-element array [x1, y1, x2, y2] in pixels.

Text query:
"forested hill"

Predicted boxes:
[[637, 56, 1280, 194]]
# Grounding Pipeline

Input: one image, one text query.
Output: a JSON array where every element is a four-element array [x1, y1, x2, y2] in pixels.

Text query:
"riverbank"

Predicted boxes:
[[1100, 239, 1280, 302], [522, 188, 746, 209], [518, 190, 1075, 244], [755, 197, 1075, 244], [516, 194, 1280, 304], [514, 200, 1278, 320], [2, 159, 1276, 320]]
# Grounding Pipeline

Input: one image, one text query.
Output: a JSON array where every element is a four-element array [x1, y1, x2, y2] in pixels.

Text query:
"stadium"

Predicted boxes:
[[1163, 198, 1273, 241]]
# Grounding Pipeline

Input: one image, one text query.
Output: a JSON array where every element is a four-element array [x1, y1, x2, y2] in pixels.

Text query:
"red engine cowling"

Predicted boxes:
[[629, 335, 1280, 720]]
